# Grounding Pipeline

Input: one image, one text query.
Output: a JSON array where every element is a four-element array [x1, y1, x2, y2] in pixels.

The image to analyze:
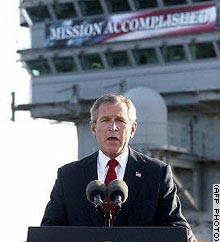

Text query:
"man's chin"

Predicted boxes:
[[103, 147, 122, 158]]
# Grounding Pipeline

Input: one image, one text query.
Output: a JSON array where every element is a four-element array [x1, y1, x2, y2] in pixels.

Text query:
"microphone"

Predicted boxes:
[[107, 179, 128, 212], [86, 180, 106, 213]]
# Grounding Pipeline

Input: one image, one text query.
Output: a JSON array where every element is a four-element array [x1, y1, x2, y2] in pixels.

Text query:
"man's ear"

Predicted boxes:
[[130, 122, 137, 138], [90, 121, 96, 136]]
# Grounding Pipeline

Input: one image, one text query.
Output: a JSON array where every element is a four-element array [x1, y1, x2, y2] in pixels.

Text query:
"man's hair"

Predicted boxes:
[[90, 93, 136, 123]]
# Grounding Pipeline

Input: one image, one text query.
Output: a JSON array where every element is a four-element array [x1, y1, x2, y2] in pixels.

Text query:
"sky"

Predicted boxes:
[[0, 1, 77, 242]]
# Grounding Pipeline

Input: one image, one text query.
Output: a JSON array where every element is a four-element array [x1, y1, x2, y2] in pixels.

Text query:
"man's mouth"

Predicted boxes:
[[107, 137, 119, 141]]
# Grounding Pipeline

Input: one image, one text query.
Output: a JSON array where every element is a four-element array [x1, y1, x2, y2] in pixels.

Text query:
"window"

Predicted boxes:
[[26, 59, 51, 76], [217, 40, 220, 50], [133, 48, 159, 65], [78, 0, 103, 16], [106, 0, 130, 13], [26, 5, 51, 23], [53, 2, 76, 20], [53, 57, 76, 73], [191, 0, 212, 2], [80, 53, 104, 70], [217, 7, 220, 27], [161, 45, 186, 63], [163, 0, 187, 6], [106, 51, 131, 68], [189, 42, 216, 59], [133, 0, 158, 9]]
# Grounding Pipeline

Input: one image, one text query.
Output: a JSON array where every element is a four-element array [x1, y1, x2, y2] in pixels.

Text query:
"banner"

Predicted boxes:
[[44, 4, 218, 48]]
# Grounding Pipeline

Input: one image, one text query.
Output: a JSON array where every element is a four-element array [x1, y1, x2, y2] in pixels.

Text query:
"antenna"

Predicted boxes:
[[11, 92, 16, 121], [10, 91, 31, 121]]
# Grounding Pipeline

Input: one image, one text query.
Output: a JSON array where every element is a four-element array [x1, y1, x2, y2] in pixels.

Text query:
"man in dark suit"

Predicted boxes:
[[41, 93, 197, 242]]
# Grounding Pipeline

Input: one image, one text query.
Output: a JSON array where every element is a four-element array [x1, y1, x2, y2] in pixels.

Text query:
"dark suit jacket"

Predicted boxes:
[[41, 147, 190, 228]]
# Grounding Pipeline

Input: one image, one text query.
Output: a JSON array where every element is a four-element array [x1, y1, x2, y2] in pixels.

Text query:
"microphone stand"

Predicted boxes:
[[104, 202, 113, 227], [104, 203, 112, 228]]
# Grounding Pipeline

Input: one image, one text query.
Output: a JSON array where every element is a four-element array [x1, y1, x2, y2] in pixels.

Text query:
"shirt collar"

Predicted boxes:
[[98, 148, 129, 172]]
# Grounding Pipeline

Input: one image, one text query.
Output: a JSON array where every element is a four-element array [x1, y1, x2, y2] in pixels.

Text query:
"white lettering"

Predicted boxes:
[[47, 6, 214, 42], [213, 184, 220, 242]]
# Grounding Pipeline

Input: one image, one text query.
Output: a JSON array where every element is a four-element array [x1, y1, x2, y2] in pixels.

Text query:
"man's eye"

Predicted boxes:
[[117, 118, 126, 123], [101, 119, 108, 122]]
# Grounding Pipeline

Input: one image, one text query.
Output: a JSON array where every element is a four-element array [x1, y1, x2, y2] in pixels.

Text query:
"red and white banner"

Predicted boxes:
[[45, 4, 219, 47]]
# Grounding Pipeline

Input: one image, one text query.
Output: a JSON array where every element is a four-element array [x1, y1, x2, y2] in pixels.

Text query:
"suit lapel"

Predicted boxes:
[[123, 148, 144, 205], [111, 147, 144, 225], [81, 151, 104, 225], [82, 151, 98, 182]]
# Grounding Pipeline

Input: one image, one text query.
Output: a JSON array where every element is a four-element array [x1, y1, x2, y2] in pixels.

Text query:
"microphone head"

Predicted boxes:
[[86, 180, 106, 204], [108, 179, 128, 203]]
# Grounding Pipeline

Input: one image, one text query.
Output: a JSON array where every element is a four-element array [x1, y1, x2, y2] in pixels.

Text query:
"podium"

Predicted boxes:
[[27, 226, 187, 242]]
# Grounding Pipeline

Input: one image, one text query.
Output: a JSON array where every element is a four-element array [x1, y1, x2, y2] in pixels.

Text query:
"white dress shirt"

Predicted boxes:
[[97, 148, 129, 182]]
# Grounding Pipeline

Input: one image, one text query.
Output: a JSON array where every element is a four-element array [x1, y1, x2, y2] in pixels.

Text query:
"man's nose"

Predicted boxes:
[[109, 121, 118, 131]]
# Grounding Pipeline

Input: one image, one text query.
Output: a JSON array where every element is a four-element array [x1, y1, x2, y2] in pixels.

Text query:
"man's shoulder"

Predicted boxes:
[[129, 147, 167, 168], [59, 151, 98, 172]]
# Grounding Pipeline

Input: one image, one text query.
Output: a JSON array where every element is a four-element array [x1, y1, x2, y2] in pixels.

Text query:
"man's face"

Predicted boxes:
[[90, 102, 137, 158]]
